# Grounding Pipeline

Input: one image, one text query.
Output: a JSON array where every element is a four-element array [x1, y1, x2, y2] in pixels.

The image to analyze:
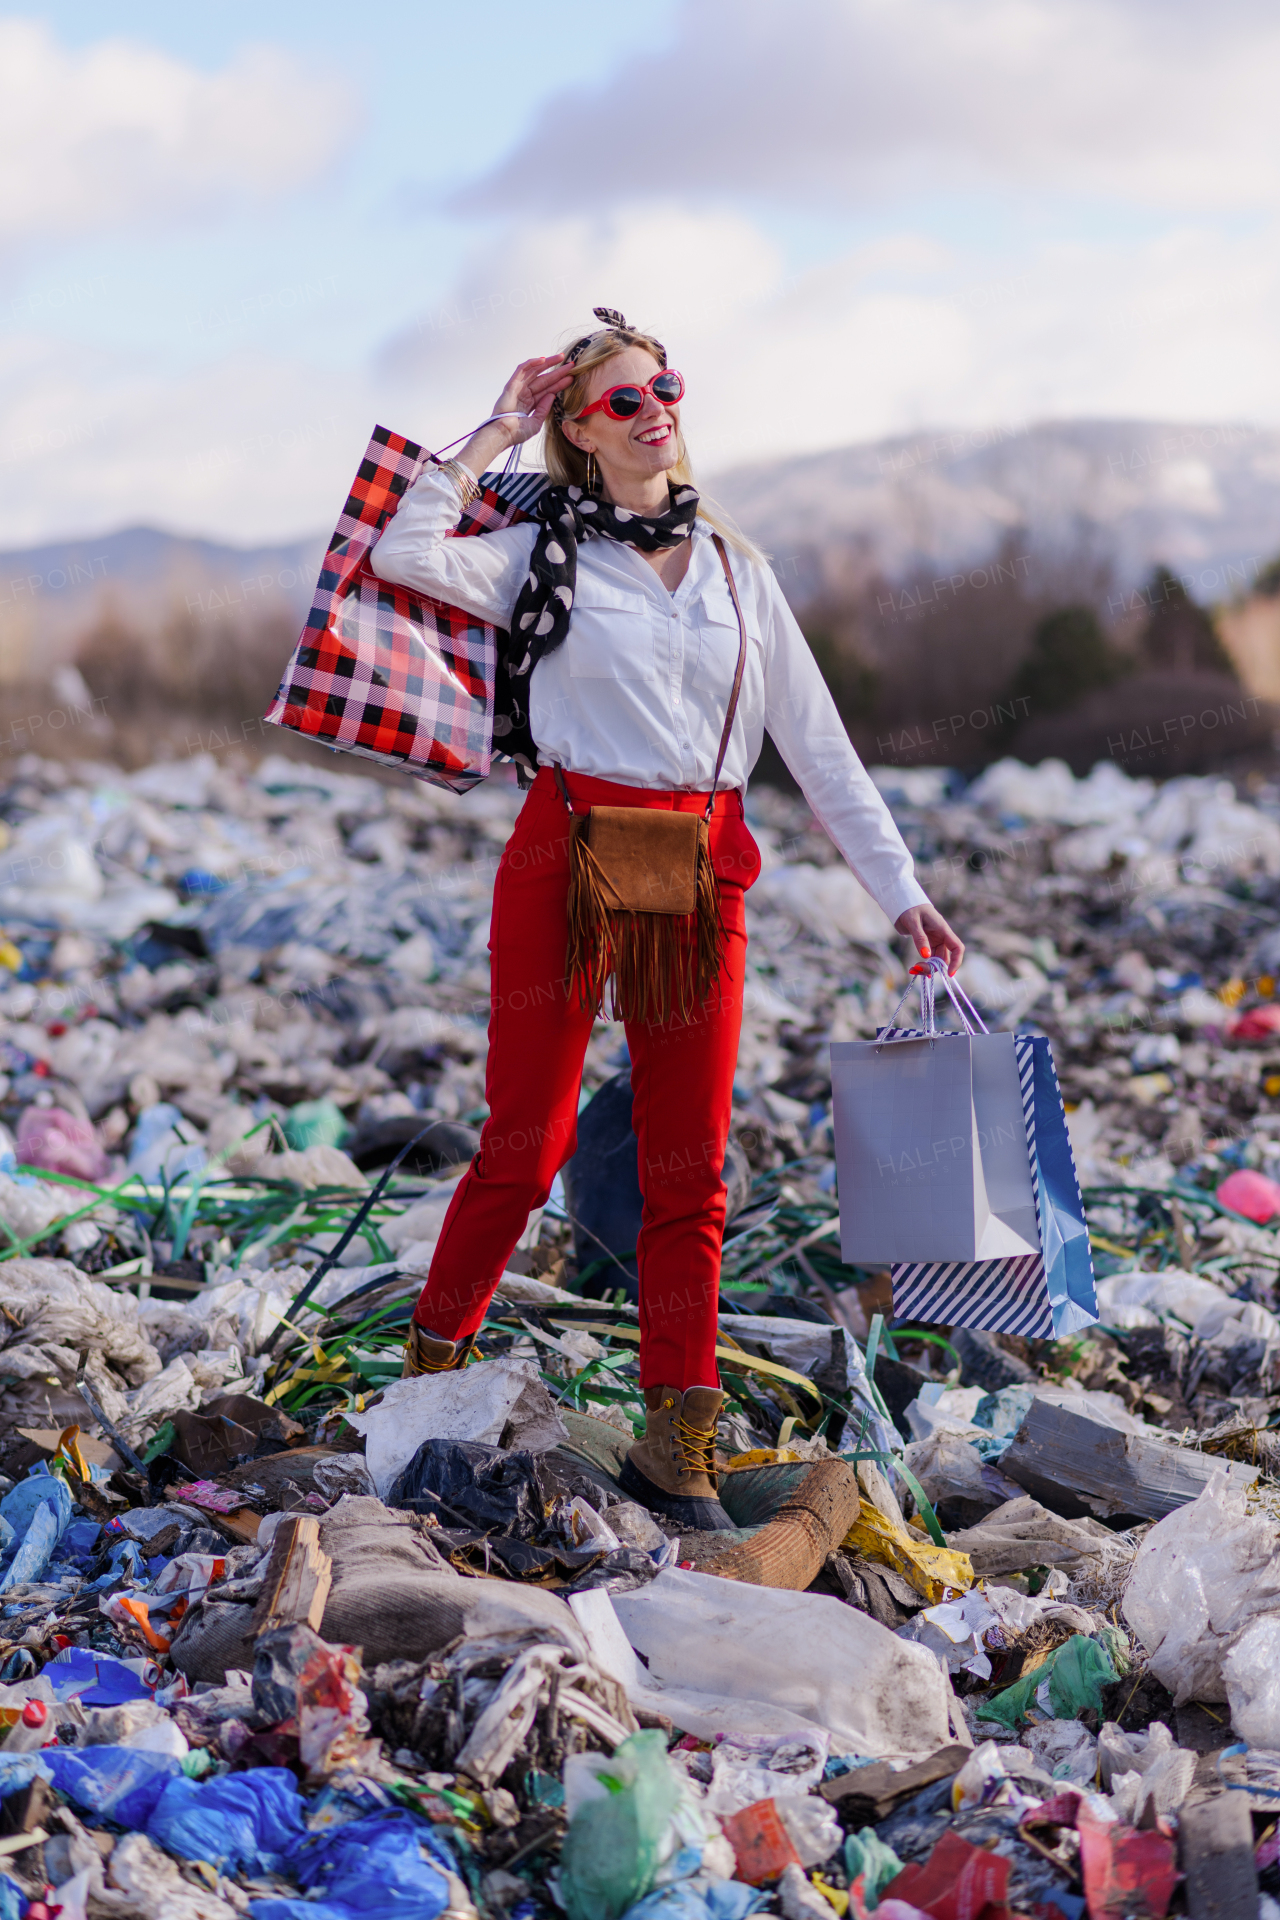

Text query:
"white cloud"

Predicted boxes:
[[0, 19, 356, 248], [464, 0, 1280, 215], [384, 201, 1280, 481], [0, 332, 374, 545], [4, 199, 1280, 549]]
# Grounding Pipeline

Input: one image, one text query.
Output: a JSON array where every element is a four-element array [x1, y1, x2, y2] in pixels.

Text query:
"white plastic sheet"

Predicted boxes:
[[587, 1565, 958, 1761], [344, 1355, 570, 1497], [1122, 1473, 1280, 1703]]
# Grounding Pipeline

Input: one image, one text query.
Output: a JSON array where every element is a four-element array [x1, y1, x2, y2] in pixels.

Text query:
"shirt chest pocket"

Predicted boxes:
[[691, 582, 757, 695], [566, 581, 656, 680]]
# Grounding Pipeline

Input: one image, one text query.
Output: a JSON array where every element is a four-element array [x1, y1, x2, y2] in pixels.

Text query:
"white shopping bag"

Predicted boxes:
[[831, 963, 1039, 1265]]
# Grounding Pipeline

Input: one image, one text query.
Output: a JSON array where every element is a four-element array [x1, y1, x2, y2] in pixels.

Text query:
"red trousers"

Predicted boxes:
[[412, 767, 761, 1389]]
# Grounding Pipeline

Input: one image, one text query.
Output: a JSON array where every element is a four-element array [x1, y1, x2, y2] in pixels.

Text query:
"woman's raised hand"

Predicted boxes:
[[490, 355, 574, 446]]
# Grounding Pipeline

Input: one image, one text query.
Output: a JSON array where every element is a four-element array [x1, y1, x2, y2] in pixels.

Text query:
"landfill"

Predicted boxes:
[[3, 745, 1280, 1915]]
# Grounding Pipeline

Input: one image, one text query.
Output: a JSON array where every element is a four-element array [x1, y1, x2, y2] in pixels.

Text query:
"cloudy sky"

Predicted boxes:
[[2, 0, 1277, 544]]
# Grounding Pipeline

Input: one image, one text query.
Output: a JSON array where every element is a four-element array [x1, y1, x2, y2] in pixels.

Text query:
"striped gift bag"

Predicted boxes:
[[890, 1029, 1097, 1339]]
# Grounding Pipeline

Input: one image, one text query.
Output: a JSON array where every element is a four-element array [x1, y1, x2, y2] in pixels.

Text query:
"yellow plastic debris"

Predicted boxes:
[[811, 1877, 849, 1915], [0, 938, 20, 972], [843, 1499, 973, 1601]]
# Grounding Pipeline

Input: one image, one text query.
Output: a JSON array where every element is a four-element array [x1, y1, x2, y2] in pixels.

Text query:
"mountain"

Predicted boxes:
[[707, 418, 1280, 609], [1, 419, 1278, 686], [0, 525, 323, 680]]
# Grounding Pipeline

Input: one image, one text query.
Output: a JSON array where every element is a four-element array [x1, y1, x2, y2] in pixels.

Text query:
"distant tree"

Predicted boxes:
[[802, 622, 880, 722], [1139, 566, 1236, 675], [1255, 552, 1280, 597], [1003, 604, 1129, 715]]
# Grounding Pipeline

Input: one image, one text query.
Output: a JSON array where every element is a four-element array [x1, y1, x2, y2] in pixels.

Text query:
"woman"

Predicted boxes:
[[370, 309, 963, 1530]]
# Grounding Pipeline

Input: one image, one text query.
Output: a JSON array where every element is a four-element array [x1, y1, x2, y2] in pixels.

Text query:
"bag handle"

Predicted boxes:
[[878, 954, 989, 1047], [706, 534, 749, 823]]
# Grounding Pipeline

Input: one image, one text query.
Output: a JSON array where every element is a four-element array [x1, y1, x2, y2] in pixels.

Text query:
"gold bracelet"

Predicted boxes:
[[437, 459, 480, 511]]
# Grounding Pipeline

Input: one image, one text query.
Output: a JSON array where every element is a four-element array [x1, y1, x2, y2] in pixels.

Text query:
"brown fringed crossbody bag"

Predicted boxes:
[[555, 534, 749, 1026]]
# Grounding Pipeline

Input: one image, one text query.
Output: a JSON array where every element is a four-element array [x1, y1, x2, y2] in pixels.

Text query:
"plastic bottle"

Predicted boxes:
[[2, 1699, 51, 1750]]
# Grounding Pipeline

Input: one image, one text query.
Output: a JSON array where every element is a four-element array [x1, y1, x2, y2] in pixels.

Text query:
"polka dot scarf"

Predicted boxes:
[[507, 481, 700, 679]]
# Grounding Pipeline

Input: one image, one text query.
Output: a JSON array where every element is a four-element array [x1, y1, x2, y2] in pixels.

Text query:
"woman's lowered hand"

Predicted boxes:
[[895, 903, 965, 976]]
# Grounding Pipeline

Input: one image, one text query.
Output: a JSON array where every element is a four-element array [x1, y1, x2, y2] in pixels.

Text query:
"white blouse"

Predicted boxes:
[[370, 465, 928, 924]]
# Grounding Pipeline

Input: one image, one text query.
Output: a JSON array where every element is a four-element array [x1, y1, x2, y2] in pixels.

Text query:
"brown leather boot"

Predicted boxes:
[[401, 1325, 475, 1378], [619, 1385, 737, 1531]]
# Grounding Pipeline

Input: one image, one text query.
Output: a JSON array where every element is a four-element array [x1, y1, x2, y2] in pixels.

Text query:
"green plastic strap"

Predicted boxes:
[[892, 1329, 962, 1370], [860, 1314, 896, 1425]]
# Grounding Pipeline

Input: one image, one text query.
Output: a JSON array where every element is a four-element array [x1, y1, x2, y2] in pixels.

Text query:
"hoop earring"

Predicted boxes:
[[586, 451, 597, 494]]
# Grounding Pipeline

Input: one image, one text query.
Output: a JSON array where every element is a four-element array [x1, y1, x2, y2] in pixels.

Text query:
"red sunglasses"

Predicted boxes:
[[574, 369, 685, 421]]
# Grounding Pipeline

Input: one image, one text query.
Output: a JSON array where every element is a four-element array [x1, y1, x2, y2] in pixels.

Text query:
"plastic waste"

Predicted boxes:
[[718, 1798, 803, 1887], [266, 1807, 458, 1920], [608, 1567, 955, 1761], [618, 1884, 764, 1920], [282, 1097, 350, 1151], [898, 1590, 1001, 1678], [43, 1745, 184, 1826], [844, 1826, 904, 1905], [15, 1106, 108, 1181], [1223, 1614, 1280, 1749], [0, 1699, 52, 1751], [1122, 1474, 1280, 1704], [44, 1647, 157, 1706], [145, 1766, 307, 1873], [1077, 1798, 1178, 1920], [0, 1469, 73, 1595], [976, 1634, 1118, 1728], [127, 1101, 206, 1181], [347, 1359, 569, 1497], [880, 1828, 1010, 1920], [841, 1500, 973, 1602], [1022, 1718, 1099, 1786], [1216, 1167, 1280, 1222], [560, 1732, 684, 1920]]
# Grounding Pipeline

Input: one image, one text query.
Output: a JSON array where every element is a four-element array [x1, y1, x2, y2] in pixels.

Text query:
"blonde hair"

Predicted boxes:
[[543, 323, 765, 564]]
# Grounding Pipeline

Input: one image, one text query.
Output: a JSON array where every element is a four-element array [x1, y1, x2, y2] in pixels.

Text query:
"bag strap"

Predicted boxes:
[[706, 533, 749, 823]]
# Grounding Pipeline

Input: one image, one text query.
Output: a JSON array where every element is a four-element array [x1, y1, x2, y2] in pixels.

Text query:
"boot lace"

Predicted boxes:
[[675, 1411, 718, 1482]]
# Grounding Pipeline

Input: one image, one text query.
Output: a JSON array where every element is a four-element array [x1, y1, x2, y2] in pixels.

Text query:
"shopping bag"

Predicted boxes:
[[882, 972, 1097, 1339], [264, 425, 545, 792], [831, 995, 1040, 1265]]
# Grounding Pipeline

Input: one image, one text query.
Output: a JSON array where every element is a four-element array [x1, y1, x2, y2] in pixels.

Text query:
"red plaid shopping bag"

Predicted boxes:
[[265, 425, 537, 792]]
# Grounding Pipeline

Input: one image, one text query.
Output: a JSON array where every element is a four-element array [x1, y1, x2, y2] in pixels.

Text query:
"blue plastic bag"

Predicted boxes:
[[44, 1747, 183, 1827], [282, 1808, 455, 1918], [44, 1647, 155, 1706], [147, 1769, 307, 1873], [0, 1872, 21, 1920], [621, 1885, 765, 1920], [0, 1470, 73, 1595]]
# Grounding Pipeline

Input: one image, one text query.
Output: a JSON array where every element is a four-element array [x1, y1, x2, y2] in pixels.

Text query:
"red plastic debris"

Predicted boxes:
[[880, 1828, 1011, 1920], [1077, 1803, 1178, 1920], [44, 1022, 67, 1038], [1228, 1003, 1280, 1041], [720, 1797, 803, 1886], [1216, 1167, 1280, 1223]]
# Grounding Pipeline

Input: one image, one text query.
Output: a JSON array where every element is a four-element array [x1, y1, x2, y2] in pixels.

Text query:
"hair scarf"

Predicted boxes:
[[506, 481, 700, 680]]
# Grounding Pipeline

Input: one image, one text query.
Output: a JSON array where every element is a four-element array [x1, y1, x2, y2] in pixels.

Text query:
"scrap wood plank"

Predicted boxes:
[[250, 1516, 332, 1636], [999, 1395, 1258, 1522], [548, 1320, 824, 1407]]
